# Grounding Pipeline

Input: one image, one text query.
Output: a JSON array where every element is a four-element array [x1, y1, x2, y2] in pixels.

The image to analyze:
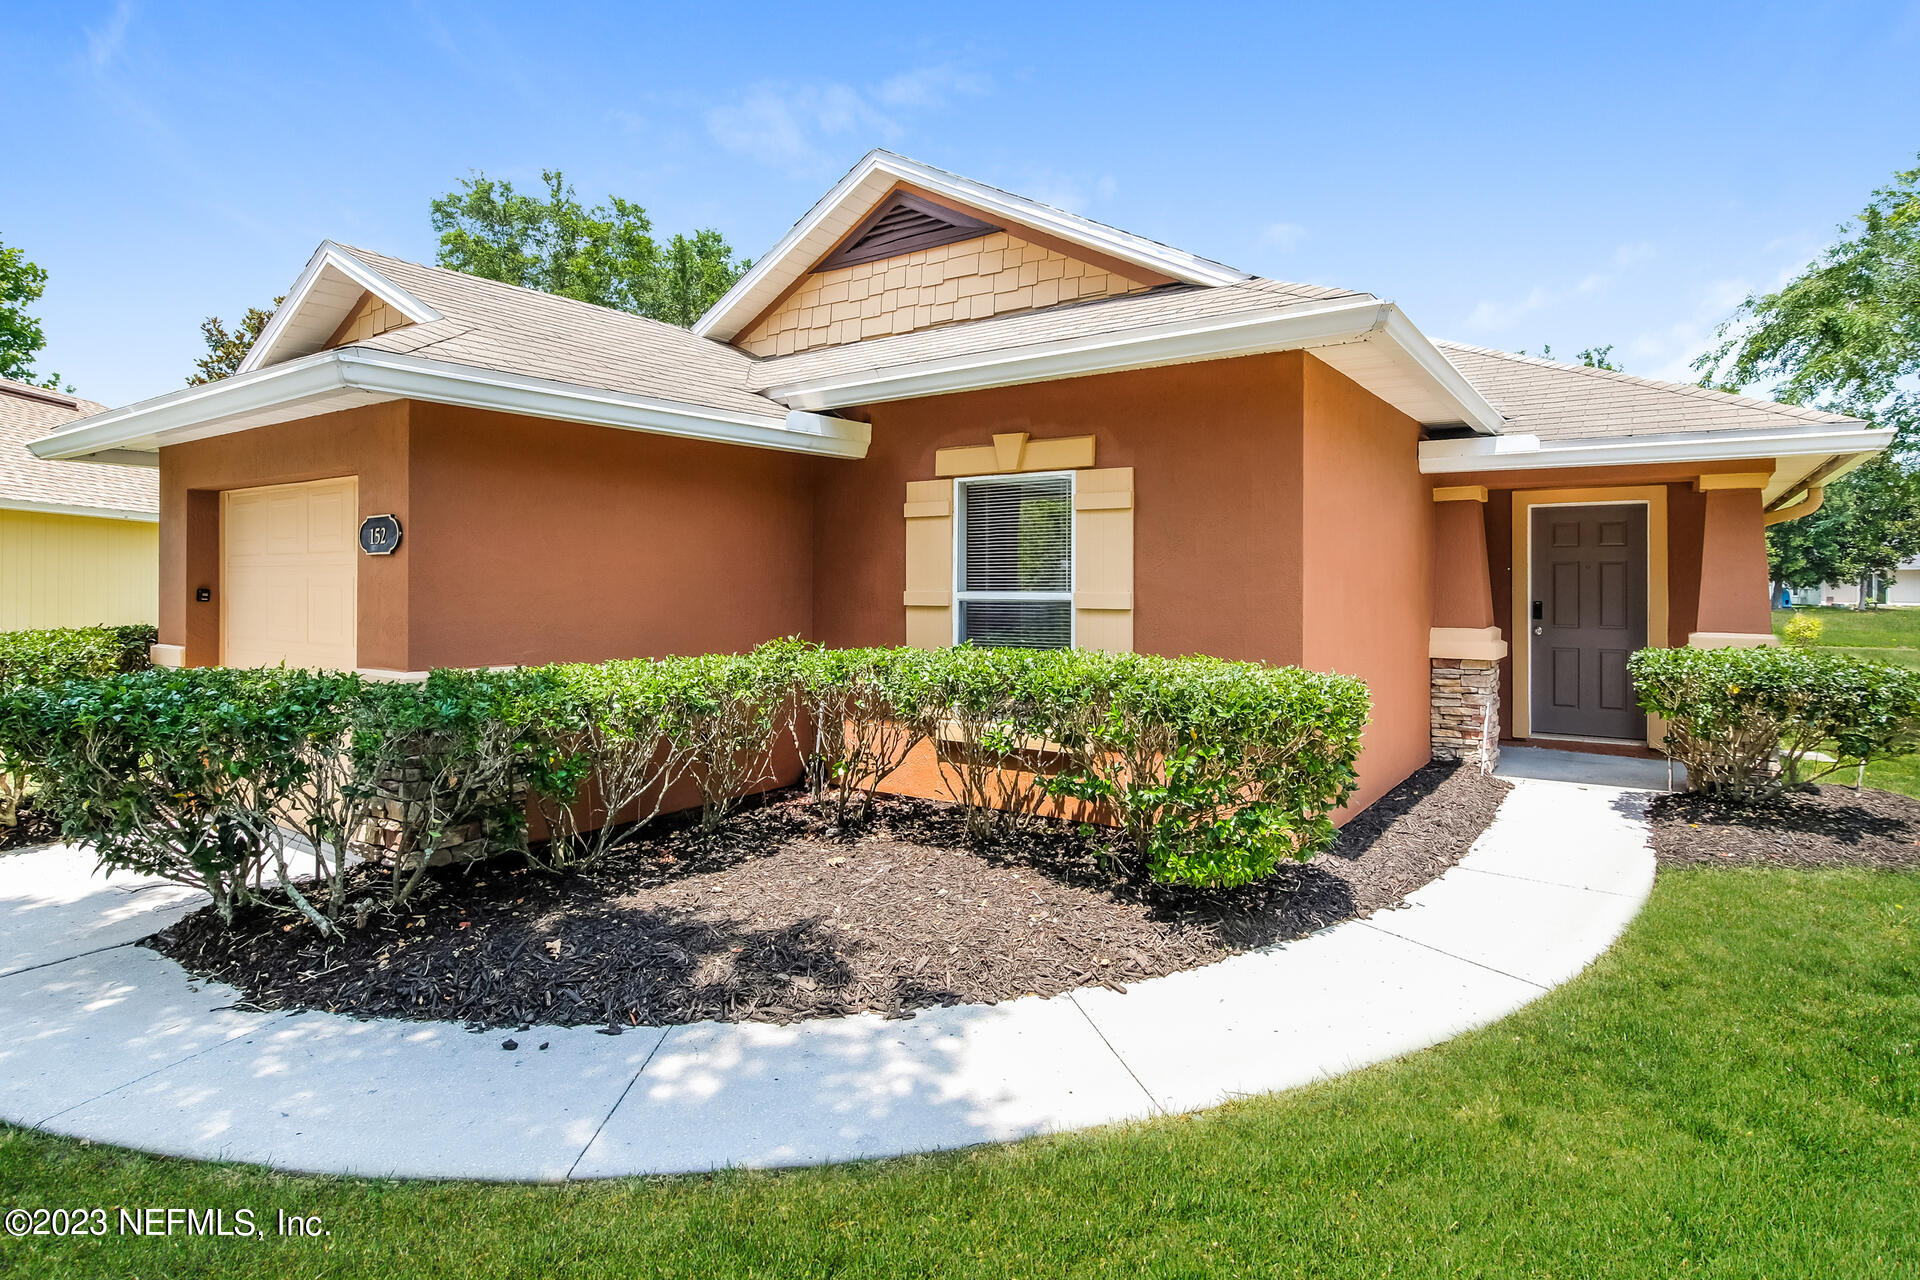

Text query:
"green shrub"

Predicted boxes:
[[1042, 653, 1370, 888], [0, 624, 156, 824], [529, 658, 692, 869], [8, 641, 1376, 922], [661, 646, 799, 832], [1781, 612, 1825, 648], [18, 667, 359, 925], [788, 643, 942, 827], [1630, 645, 1920, 797]]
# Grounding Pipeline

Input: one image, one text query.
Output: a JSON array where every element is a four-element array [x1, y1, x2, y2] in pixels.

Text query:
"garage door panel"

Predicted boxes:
[[222, 478, 358, 672]]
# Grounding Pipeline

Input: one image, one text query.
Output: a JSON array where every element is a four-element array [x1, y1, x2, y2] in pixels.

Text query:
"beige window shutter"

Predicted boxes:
[[1073, 467, 1134, 652], [903, 479, 953, 648]]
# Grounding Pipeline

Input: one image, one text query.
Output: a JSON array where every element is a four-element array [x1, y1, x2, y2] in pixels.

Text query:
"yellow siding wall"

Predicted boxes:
[[739, 232, 1157, 357], [324, 292, 409, 348], [0, 510, 158, 629]]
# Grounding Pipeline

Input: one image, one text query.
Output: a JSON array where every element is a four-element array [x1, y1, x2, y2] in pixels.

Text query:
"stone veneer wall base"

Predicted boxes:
[[1430, 657, 1500, 771]]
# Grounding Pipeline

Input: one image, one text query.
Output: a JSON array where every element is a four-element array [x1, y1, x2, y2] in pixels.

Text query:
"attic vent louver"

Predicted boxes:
[[813, 192, 1000, 273]]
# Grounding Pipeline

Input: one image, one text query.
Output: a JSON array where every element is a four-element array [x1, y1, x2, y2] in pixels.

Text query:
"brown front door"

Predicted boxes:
[[1529, 503, 1648, 739]]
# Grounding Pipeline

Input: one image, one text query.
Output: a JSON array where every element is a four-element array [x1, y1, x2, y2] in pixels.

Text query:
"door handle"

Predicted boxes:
[[1533, 626, 1543, 636]]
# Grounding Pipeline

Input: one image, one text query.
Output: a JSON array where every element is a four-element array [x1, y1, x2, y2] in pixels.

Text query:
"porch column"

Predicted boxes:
[[1690, 476, 1777, 648], [1428, 486, 1506, 768]]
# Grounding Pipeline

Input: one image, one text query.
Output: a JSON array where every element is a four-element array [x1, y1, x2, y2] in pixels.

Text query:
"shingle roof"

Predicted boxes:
[[331, 246, 785, 421], [1433, 340, 1862, 440], [745, 277, 1373, 389], [1, 379, 156, 515]]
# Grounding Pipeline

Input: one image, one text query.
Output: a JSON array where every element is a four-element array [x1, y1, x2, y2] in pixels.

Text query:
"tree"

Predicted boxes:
[[187, 297, 283, 385], [0, 235, 64, 389], [1521, 343, 1623, 371], [1766, 460, 1920, 604], [431, 170, 748, 326], [1694, 154, 1920, 449]]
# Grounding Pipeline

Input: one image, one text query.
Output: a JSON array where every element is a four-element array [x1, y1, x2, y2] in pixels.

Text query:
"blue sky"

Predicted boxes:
[[5, 0, 1918, 407]]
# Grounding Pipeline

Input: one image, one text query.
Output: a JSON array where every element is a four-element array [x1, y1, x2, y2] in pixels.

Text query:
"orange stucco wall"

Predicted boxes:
[[158, 400, 818, 672], [403, 403, 816, 668], [159, 402, 412, 670], [1298, 357, 1434, 812], [1695, 487, 1773, 634], [816, 350, 1433, 816], [814, 350, 1308, 662]]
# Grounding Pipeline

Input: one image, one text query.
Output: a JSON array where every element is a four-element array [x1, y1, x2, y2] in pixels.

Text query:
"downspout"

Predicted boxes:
[[1762, 484, 1824, 526]]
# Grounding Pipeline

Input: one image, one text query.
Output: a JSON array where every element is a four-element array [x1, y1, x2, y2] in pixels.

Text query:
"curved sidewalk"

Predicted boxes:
[[0, 750, 1657, 1182]]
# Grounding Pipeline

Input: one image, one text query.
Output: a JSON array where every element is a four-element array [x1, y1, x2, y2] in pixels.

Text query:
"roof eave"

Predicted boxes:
[[1418, 422, 1893, 475], [30, 349, 871, 462], [694, 150, 1251, 342], [759, 298, 1507, 433], [235, 242, 442, 375]]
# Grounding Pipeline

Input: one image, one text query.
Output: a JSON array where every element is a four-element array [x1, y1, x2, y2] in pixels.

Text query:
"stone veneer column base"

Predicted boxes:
[[1431, 657, 1501, 770]]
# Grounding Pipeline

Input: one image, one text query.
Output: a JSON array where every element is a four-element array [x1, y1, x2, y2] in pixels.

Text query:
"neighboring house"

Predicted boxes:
[[0, 377, 157, 629], [1785, 560, 1920, 608], [30, 151, 1889, 813]]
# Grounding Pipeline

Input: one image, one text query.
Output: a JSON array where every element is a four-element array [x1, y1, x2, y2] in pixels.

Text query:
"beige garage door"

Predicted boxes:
[[221, 477, 358, 671]]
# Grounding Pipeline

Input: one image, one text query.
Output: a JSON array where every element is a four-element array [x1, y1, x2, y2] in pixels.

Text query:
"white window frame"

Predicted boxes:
[[952, 469, 1077, 649]]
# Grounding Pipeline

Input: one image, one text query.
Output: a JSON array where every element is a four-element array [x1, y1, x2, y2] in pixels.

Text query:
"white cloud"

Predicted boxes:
[[86, 0, 134, 70], [873, 65, 990, 110], [707, 67, 988, 177], [1263, 222, 1308, 251], [1467, 241, 1658, 333]]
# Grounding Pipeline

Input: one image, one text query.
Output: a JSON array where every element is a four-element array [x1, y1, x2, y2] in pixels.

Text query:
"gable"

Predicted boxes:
[[814, 192, 1000, 272], [738, 227, 1158, 358], [697, 150, 1247, 343], [323, 290, 413, 349], [237, 242, 440, 375]]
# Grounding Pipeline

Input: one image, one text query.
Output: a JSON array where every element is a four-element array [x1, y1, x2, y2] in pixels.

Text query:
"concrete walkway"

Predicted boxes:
[[0, 752, 1657, 1181]]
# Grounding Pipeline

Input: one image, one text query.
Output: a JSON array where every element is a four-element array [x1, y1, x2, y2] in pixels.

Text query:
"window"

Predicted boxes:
[[955, 472, 1073, 648]]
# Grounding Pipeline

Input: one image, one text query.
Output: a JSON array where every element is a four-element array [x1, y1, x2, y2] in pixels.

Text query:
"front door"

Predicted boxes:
[[1529, 503, 1648, 739]]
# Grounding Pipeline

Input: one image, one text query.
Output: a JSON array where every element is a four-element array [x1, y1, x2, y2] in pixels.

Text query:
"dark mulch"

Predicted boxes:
[[1649, 784, 1920, 870], [0, 805, 61, 855], [145, 762, 1510, 1030]]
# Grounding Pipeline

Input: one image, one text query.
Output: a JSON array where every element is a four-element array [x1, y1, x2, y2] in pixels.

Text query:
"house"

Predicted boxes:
[[0, 377, 157, 629], [1786, 560, 1920, 608], [28, 151, 1890, 812]]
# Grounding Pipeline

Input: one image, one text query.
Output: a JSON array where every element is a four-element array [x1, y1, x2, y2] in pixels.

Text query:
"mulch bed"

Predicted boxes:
[[0, 805, 61, 855], [145, 762, 1510, 1031], [1649, 784, 1920, 870]]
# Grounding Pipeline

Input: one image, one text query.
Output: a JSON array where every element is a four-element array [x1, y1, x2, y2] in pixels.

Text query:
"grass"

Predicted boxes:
[[1772, 607, 1920, 793], [1772, 604, 1920, 651], [3, 867, 1916, 1279]]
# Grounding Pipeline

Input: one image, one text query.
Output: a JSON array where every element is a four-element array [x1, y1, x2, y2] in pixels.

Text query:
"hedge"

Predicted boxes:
[[1630, 644, 1920, 797], [0, 625, 154, 825], [0, 642, 1369, 929]]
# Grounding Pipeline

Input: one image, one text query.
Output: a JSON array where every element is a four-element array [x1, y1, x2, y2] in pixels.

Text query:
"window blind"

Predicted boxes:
[[962, 476, 1071, 593], [958, 475, 1072, 649]]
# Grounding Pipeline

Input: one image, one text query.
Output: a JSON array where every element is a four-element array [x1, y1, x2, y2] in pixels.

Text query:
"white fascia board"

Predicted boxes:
[[334, 351, 871, 458], [29, 349, 869, 462], [695, 150, 1249, 341], [1377, 307, 1505, 434], [0, 499, 157, 522], [763, 298, 1391, 411], [1419, 422, 1895, 473], [29, 354, 358, 458], [236, 242, 442, 375], [760, 297, 1504, 434]]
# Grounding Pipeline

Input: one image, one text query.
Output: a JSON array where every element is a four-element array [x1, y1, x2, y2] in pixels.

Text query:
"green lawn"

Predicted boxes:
[[1772, 604, 1920, 652], [1772, 607, 1920, 789], [3, 866, 1915, 1279]]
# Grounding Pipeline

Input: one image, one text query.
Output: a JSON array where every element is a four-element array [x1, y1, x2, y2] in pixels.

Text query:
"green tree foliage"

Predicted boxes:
[[1695, 155, 1920, 447], [0, 235, 64, 389], [187, 296, 284, 385], [1521, 343, 1623, 371], [431, 170, 748, 327], [1766, 459, 1920, 598]]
